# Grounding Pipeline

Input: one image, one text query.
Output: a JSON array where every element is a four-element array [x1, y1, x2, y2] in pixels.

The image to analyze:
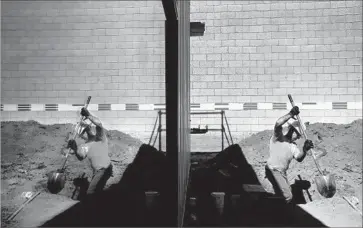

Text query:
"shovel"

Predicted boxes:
[[288, 94, 336, 198], [47, 96, 92, 194]]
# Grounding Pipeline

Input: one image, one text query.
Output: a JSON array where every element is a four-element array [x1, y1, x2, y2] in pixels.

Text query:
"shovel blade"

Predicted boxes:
[[315, 174, 336, 198], [47, 172, 66, 194]]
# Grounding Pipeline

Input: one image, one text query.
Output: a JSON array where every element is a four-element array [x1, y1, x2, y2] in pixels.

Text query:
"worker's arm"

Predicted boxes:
[[274, 106, 300, 138], [67, 139, 87, 161], [78, 121, 90, 140], [81, 108, 103, 128], [293, 139, 314, 162]]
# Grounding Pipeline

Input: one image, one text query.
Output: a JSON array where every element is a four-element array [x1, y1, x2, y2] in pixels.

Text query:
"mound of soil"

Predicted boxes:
[[238, 119, 362, 209], [1, 120, 143, 226]]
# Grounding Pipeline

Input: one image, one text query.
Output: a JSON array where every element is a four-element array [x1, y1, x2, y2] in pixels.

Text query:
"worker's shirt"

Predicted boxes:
[[79, 128, 111, 172], [266, 136, 300, 175]]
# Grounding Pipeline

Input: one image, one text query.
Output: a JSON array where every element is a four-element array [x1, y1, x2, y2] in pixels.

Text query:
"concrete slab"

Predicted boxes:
[[296, 197, 363, 227], [14, 192, 78, 227]]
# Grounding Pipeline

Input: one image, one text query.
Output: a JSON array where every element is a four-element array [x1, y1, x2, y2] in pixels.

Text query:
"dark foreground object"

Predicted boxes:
[[41, 144, 170, 227], [184, 144, 327, 227]]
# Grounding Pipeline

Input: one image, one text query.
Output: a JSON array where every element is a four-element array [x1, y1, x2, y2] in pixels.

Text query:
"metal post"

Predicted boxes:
[[221, 111, 224, 151], [224, 114, 234, 145], [165, 19, 179, 226], [158, 110, 162, 152]]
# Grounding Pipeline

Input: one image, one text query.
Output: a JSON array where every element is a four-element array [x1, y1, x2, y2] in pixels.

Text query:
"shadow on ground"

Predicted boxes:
[[184, 144, 327, 227], [41, 144, 171, 227]]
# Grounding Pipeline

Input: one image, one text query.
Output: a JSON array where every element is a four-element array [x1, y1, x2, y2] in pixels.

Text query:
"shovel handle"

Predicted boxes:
[[71, 96, 92, 139], [343, 196, 363, 216], [7, 191, 42, 221], [61, 96, 92, 170], [287, 94, 324, 175]]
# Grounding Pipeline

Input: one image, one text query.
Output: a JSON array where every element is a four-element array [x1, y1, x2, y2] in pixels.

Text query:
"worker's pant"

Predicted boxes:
[[265, 165, 293, 203], [87, 164, 113, 195]]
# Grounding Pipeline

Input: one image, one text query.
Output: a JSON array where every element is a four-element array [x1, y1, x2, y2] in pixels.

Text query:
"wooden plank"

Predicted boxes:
[[242, 184, 267, 193]]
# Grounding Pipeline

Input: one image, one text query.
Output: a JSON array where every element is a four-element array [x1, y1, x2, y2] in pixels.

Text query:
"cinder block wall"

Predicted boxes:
[[189, 0, 362, 140], [1, 1, 166, 141], [1, 1, 362, 143]]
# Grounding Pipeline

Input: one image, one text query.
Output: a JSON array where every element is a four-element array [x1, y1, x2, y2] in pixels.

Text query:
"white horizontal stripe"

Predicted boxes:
[[199, 103, 215, 110], [257, 103, 273, 110], [348, 102, 362, 110], [58, 104, 80, 112], [139, 104, 154, 111], [301, 104, 318, 110], [229, 103, 243, 110], [31, 104, 45, 111], [87, 104, 98, 111], [111, 104, 126, 111], [3, 104, 17, 111]]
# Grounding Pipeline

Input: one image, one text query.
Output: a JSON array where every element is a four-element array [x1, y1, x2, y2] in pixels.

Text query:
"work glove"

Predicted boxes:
[[289, 106, 300, 118], [67, 139, 78, 152], [303, 139, 314, 152], [80, 107, 91, 118]]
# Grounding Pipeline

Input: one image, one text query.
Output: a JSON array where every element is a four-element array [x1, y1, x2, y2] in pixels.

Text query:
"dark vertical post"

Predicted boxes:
[[164, 18, 178, 227]]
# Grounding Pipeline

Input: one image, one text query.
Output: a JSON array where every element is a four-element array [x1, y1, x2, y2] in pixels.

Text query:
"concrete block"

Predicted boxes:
[[207, 96, 222, 103]]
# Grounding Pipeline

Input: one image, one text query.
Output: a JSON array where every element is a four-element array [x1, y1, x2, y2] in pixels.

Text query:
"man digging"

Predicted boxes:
[[67, 107, 113, 197], [265, 105, 314, 204]]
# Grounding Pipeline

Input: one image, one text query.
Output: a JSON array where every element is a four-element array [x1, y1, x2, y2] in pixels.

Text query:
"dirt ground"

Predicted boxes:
[[237, 119, 362, 212], [1, 120, 143, 227], [1, 119, 362, 227]]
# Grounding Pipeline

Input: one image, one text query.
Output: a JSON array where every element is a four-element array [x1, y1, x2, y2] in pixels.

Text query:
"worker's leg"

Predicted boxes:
[[87, 165, 113, 195], [265, 166, 295, 225], [265, 165, 293, 203]]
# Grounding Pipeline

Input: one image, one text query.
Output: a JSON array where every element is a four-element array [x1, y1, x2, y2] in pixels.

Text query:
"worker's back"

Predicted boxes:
[[84, 129, 111, 171], [267, 136, 299, 175]]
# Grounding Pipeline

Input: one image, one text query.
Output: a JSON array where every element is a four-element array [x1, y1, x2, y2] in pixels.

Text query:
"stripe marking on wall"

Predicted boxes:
[[257, 103, 273, 110], [332, 102, 348, 110], [45, 104, 58, 111], [243, 103, 258, 110], [190, 103, 201, 109], [18, 104, 31, 111], [273, 103, 287, 110], [0, 102, 361, 112], [98, 104, 111, 111], [125, 104, 139, 111]]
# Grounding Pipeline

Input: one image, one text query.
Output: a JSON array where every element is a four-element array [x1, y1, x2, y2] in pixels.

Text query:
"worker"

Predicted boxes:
[[67, 107, 113, 196], [265, 105, 314, 204]]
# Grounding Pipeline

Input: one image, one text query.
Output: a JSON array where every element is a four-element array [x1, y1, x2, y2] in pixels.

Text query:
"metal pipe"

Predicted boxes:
[[221, 111, 224, 151], [158, 110, 162, 152], [191, 111, 223, 115], [152, 128, 159, 147], [224, 127, 230, 146], [224, 113, 234, 144], [148, 114, 159, 145]]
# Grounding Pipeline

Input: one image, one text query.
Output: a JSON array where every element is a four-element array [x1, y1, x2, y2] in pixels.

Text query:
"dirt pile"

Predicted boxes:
[[238, 119, 362, 209], [1, 120, 143, 225]]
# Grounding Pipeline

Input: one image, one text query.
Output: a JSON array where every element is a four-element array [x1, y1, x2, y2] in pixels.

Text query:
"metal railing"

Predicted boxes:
[[148, 110, 234, 152]]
